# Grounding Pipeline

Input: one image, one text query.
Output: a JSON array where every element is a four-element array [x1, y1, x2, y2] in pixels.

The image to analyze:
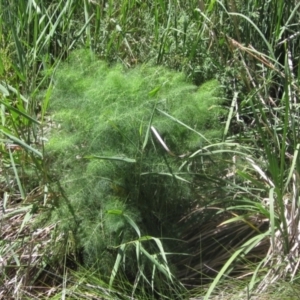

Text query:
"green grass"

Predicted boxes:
[[1, 0, 300, 299]]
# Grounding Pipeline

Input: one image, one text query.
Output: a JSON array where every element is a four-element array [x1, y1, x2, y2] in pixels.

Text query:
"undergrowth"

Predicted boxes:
[[46, 49, 226, 289], [1, 1, 300, 299]]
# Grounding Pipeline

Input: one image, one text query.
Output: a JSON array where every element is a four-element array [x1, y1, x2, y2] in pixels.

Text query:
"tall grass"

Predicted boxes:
[[195, 1, 300, 298], [0, 0, 300, 299]]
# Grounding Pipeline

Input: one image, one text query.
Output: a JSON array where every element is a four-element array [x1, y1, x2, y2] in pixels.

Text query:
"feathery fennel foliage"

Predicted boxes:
[[47, 50, 225, 282]]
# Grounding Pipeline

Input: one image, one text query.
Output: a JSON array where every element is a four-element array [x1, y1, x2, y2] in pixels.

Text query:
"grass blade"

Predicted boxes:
[[84, 155, 136, 163]]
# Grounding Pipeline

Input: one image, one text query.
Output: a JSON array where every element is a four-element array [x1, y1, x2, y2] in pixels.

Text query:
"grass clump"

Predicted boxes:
[[46, 49, 226, 289]]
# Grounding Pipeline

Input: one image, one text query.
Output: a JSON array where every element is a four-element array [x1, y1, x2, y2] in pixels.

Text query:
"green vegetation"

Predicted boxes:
[[46, 50, 225, 294], [1, 0, 300, 299]]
